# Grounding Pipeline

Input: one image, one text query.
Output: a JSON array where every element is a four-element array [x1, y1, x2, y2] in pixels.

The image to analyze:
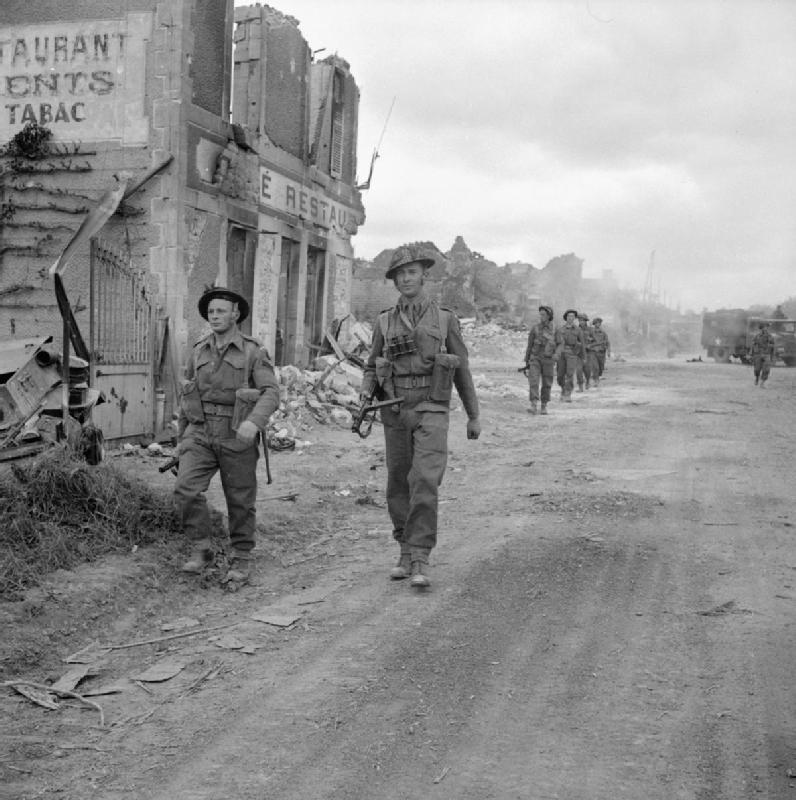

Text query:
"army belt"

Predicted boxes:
[[202, 402, 234, 417], [393, 375, 432, 388]]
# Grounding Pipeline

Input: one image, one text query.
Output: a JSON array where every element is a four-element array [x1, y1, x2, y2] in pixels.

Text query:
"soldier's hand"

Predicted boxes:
[[236, 419, 259, 445], [466, 418, 481, 440]]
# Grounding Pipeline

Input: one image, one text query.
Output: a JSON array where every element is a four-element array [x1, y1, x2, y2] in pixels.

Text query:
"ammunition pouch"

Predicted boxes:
[[429, 353, 460, 403], [232, 387, 263, 432], [180, 379, 205, 425]]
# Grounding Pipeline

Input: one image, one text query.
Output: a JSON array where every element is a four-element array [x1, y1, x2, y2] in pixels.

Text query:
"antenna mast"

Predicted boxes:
[[356, 96, 396, 190]]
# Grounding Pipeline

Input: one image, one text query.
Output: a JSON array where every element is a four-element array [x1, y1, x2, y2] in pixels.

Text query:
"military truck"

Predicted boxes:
[[701, 309, 749, 362], [746, 317, 796, 366]]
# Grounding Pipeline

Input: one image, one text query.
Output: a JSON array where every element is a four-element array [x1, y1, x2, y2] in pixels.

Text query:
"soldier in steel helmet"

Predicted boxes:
[[555, 309, 586, 402], [361, 243, 481, 589], [588, 317, 610, 384], [523, 304, 557, 415], [174, 287, 280, 588], [575, 312, 592, 391], [749, 321, 776, 386]]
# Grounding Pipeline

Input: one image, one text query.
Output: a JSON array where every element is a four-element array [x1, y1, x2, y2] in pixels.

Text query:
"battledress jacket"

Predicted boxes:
[[362, 296, 479, 420], [588, 328, 610, 353], [524, 321, 558, 361], [555, 323, 587, 358], [749, 331, 776, 357], [177, 330, 280, 438]]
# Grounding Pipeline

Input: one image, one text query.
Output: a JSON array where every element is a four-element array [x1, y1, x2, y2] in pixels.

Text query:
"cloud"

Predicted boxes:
[[240, 0, 796, 309]]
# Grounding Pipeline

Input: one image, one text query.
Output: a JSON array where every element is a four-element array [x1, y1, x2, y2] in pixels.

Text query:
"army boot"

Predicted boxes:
[[224, 552, 255, 591], [410, 561, 430, 588], [754, 375, 759, 385], [528, 401, 537, 415], [390, 552, 412, 580], [585, 379, 590, 390], [760, 379, 767, 388], [181, 539, 213, 574], [540, 403, 548, 415]]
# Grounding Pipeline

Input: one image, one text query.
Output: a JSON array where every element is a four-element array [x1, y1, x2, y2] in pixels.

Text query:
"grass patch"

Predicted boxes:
[[0, 448, 181, 599]]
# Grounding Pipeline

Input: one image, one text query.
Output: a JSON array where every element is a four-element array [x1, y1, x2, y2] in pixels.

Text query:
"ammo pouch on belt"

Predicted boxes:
[[180, 379, 205, 424], [231, 387, 262, 432], [429, 353, 461, 403]]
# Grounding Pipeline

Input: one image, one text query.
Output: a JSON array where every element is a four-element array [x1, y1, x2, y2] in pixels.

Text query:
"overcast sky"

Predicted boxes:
[[244, 0, 796, 313]]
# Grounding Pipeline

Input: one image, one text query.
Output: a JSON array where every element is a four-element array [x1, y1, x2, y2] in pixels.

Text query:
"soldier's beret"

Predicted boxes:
[[563, 308, 578, 320], [538, 305, 553, 319], [198, 287, 249, 324], [592, 317, 603, 324]]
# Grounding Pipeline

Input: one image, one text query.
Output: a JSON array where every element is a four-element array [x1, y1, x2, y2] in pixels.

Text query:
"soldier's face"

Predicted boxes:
[[207, 299, 239, 333], [539, 310, 550, 324], [393, 263, 426, 299], [565, 313, 576, 324]]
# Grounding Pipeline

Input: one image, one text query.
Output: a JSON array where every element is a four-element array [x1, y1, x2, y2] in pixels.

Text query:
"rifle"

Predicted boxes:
[[351, 393, 404, 439], [517, 364, 529, 375]]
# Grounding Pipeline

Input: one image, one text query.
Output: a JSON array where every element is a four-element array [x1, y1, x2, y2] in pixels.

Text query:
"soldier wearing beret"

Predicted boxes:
[[555, 309, 586, 402], [749, 321, 776, 386], [175, 287, 280, 587], [523, 305, 557, 414], [361, 244, 481, 589]]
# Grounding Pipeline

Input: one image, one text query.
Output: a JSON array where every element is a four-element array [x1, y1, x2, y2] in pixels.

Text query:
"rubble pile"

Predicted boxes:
[[265, 318, 532, 448], [460, 319, 528, 364], [266, 319, 372, 449]]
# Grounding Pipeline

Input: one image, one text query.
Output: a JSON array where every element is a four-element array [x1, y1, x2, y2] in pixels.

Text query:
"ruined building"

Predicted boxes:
[[0, 0, 364, 440]]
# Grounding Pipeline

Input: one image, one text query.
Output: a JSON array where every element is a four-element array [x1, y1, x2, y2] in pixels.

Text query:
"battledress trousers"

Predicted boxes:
[[557, 324, 586, 398], [524, 321, 557, 406], [174, 332, 279, 556], [365, 295, 479, 567]]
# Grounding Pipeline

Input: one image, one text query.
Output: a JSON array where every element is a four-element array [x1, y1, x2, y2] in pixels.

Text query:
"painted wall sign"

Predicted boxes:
[[259, 165, 362, 233], [0, 13, 150, 145]]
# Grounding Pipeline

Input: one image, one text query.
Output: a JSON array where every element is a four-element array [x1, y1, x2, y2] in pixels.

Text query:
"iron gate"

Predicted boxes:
[[89, 238, 155, 441]]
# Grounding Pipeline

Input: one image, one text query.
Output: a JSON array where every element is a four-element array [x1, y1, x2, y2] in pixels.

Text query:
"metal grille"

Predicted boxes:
[[90, 239, 153, 364]]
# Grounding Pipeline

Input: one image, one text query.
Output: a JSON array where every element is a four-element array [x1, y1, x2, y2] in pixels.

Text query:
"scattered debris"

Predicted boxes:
[[64, 640, 110, 664], [132, 659, 188, 683], [180, 662, 227, 697], [3, 680, 105, 726], [251, 606, 303, 628], [433, 766, 451, 784], [160, 617, 201, 633], [51, 664, 96, 692], [698, 600, 739, 617], [105, 622, 237, 650]]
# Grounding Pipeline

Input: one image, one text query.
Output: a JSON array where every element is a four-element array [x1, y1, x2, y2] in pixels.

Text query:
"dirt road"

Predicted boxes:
[[2, 357, 796, 800]]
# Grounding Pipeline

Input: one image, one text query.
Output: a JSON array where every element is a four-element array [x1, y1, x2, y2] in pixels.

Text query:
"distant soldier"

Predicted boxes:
[[523, 305, 557, 415], [749, 321, 776, 386], [555, 309, 586, 402], [588, 317, 611, 386], [575, 313, 592, 391]]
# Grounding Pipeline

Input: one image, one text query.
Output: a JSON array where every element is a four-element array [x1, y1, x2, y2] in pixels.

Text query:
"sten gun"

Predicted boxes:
[[351, 395, 404, 439], [158, 455, 180, 474]]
